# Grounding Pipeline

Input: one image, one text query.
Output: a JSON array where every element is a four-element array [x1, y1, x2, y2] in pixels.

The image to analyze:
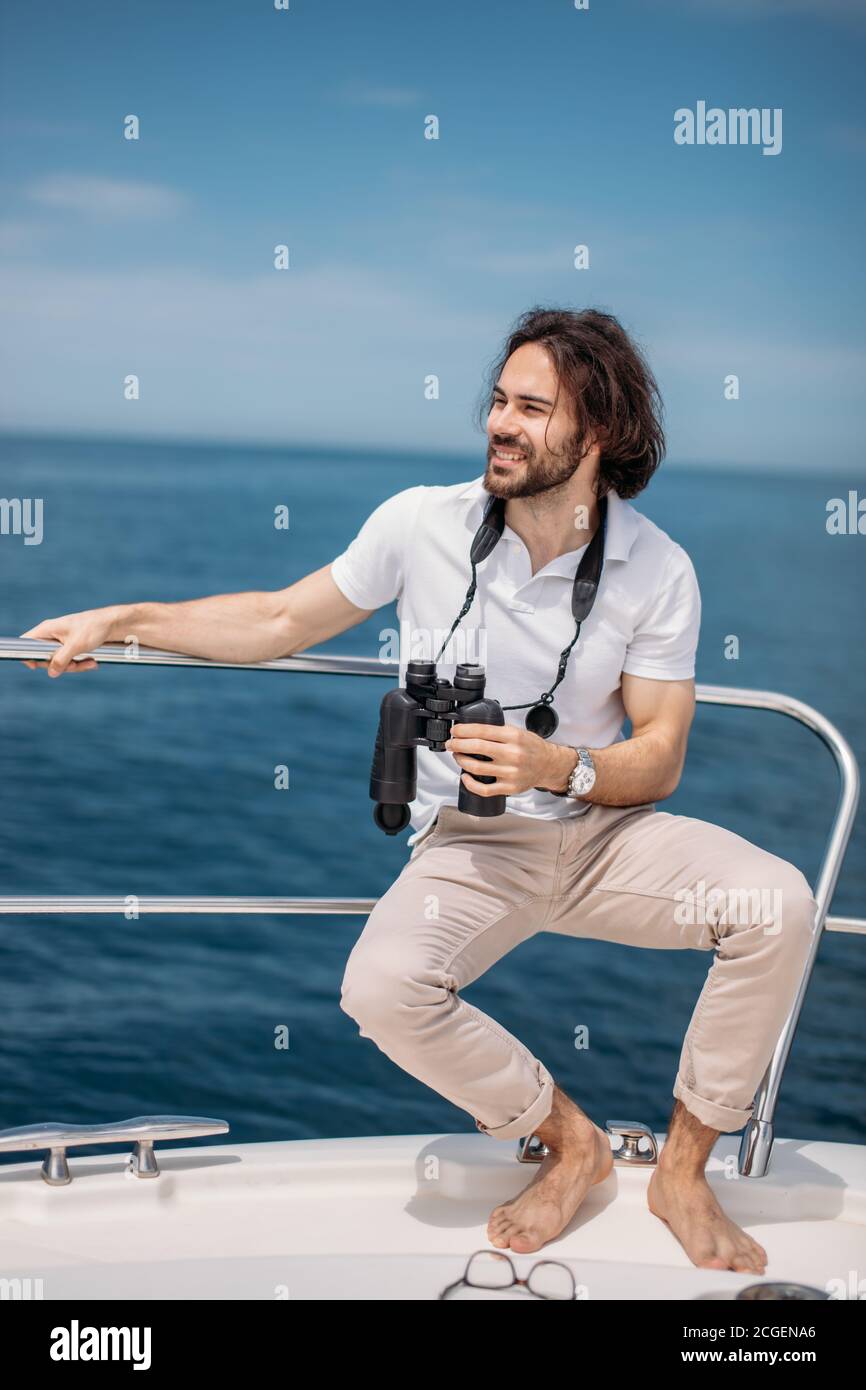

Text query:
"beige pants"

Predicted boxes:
[[340, 801, 817, 1138]]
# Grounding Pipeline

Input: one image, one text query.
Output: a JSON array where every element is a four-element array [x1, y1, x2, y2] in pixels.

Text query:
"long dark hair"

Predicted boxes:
[[476, 306, 666, 499]]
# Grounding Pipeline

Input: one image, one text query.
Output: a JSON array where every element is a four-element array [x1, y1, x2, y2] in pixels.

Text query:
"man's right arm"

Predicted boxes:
[[20, 564, 373, 677]]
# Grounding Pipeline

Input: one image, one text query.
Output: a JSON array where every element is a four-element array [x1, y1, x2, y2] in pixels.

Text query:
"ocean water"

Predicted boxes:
[[0, 434, 863, 1159]]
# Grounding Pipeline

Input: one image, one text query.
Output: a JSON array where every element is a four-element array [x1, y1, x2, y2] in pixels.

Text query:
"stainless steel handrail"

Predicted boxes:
[[0, 637, 389, 678], [0, 638, 861, 1179], [693, 686, 861, 1177], [0, 897, 860, 932], [0, 895, 378, 915]]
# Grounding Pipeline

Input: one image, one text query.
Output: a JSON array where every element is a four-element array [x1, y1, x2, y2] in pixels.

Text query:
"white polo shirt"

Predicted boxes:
[[330, 476, 700, 847]]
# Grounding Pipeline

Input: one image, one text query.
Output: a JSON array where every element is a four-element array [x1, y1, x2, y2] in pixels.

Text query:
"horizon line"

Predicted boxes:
[[0, 427, 841, 478]]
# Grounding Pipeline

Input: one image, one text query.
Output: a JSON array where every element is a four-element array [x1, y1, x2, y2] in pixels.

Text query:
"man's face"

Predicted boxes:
[[484, 342, 584, 499]]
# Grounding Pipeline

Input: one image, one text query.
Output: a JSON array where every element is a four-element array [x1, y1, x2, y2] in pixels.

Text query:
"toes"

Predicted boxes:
[[487, 1209, 516, 1248], [696, 1255, 729, 1270], [732, 1235, 767, 1274], [509, 1229, 542, 1255], [483, 1228, 511, 1251]]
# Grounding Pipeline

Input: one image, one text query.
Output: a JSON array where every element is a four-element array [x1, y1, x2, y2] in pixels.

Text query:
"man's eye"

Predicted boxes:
[[493, 398, 539, 412]]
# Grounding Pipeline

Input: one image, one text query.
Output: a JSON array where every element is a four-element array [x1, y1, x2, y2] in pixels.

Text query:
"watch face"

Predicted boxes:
[[569, 767, 594, 800], [570, 762, 596, 795]]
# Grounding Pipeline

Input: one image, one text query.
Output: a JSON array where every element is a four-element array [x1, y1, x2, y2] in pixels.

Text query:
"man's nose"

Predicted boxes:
[[490, 410, 521, 440]]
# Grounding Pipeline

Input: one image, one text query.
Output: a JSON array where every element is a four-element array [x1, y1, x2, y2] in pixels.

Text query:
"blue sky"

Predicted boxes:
[[0, 0, 863, 468]]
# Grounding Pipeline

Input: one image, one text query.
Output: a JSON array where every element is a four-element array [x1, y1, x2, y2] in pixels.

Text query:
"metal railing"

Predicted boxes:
[[0, 637, 861, 1179]]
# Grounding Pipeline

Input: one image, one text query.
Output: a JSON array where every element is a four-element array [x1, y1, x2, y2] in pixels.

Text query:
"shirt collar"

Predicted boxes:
[[456, 475, 639, 568]]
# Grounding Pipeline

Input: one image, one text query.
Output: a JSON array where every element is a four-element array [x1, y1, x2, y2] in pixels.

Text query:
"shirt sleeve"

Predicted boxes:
[[621, 545, 701, 680], [329, 484, 426, 611]]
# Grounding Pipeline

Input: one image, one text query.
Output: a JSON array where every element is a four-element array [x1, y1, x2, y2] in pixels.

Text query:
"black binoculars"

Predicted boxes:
[[370, 660, 506, 834]]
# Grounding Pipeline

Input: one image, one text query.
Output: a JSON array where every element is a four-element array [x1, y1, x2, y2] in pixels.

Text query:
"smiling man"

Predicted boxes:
[[23, 306, 816, 1274], [331, 307, 815, 1274]]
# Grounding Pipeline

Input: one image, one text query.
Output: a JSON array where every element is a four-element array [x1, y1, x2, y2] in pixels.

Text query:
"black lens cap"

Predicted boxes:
[[525, 704, 558, 739]]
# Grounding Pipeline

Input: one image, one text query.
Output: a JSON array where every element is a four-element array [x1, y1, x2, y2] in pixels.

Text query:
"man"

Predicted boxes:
[[23, 307, 816, 1275]]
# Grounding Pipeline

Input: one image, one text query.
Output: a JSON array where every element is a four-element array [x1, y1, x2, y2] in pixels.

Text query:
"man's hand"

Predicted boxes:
[[445, 723, 574, 797], [19, 609, 122, 676]]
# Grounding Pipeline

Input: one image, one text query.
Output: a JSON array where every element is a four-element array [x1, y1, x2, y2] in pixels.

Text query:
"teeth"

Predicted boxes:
[[494, 450, 525, 461]]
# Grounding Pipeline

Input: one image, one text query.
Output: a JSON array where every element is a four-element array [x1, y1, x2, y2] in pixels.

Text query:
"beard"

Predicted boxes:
[[483, 435, 585, 500]]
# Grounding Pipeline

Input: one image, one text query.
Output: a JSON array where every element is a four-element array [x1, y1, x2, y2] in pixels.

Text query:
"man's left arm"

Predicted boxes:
[[448, 538, 701, 805], [539, 674, 696, 803], [446, 674, 695, 806]]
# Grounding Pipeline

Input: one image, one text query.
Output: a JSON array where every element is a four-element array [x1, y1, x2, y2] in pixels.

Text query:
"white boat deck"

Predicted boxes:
[[2, 1131, 864, 1300]]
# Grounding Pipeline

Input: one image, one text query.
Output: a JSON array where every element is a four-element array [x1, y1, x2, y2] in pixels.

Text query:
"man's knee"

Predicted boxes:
[[714, 857, 815, 948], [340, 942, 451, 1034], [772, 862, 817, 947], [339, 947, 379, 1027]]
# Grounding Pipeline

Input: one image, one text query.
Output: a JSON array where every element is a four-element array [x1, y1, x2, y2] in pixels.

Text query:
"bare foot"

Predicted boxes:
[[487, 1120, 613, 1254], [647, 1164, 768, 1273]]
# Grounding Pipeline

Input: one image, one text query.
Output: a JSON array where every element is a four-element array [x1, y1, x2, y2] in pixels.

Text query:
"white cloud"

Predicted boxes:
[[652, 327, 866, 385], [0, 261, 500, 449], [23, 174, 190, 220], [0, 260, 860, 467]]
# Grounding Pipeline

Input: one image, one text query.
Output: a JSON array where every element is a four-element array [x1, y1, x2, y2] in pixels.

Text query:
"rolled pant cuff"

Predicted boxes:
[[474, 1070, 555, 1142], [673, 1075, 753, 1134]]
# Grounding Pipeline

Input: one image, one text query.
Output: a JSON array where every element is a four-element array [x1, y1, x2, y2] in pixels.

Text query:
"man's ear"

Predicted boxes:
[[577, 430, 605, 465]]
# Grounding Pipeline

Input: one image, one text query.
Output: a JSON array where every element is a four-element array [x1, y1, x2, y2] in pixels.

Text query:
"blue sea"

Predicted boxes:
[[0, 435, 864, 1159]]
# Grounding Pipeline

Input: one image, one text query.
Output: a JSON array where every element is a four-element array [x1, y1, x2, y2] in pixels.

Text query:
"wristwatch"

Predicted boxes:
[[566, 747, 597, 798], [538, 746, 597, 799]]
